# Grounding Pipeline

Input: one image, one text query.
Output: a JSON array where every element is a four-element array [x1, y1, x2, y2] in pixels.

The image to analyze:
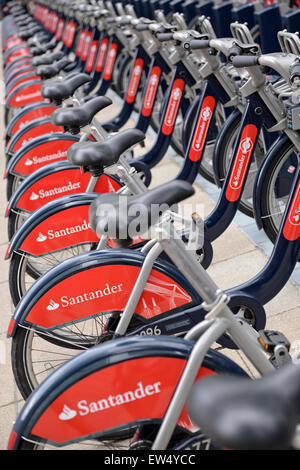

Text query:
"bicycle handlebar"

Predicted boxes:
[[156, 32, 174, 42], [135, 23, 149, 31], [231, 56, 260, 68], [184, 39, 210, 50]]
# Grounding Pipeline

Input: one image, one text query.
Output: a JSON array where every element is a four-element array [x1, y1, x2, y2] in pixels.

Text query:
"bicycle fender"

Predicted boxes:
[[5, 193, 100, 260], [5, 133, 80, 178], [6, 79, 44, 107], [212, 108, 241, 188], [253, 134, 288, 230], [5, 102, 58, 138], [8, 335, 247, 449], [7, 249, 199, 336], [6, 162, 122, 216], [6, 116, 64, 155]]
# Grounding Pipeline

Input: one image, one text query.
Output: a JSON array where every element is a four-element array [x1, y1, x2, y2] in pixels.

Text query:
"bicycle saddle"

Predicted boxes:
[[68, 128, 145, 166], [89, 180, 195, 247], [36, 58, 71, 80], [30, 42, 56, 56], [187, 362, 300, 450], [32, 51, 64, 67], [41, 74, 91, 105], [51, 96, 113, 133]]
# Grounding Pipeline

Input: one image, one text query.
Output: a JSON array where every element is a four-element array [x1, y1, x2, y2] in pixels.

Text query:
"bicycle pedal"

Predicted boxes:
[[258, 330, 291, 353]]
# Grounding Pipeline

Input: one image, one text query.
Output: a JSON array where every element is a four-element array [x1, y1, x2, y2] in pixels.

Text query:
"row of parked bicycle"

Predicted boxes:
[[2, 0, 300, 451]]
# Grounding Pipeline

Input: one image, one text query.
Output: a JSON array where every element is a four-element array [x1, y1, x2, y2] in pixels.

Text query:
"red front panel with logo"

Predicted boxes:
[[81, 32, 92, 62], [66, 22, 77, 48], [95, 38, 109, 73], [62, 21, 71, 46], [8, 83, 44, 107], [56, 19, 65, 41], [283, 180, 300, 241], [161, 79, 185, 136], [125, 58, 144, 104], [103, 43, 118, 81], [10, 106, 58, 136], [13, 139, 76, 176], [225, 124, 258, 202], [10, 122, 63, 153], [141, 66, 161, 117], [30, 357, 215, 444], [76, 29, 87, 58], [25, 264, 192, 328], [85, 40, 99, 73], [17, 172, 122, 212], [188, 96, 216, 162]]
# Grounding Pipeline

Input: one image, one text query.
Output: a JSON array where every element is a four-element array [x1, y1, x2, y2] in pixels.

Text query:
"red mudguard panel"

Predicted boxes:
[[16, 172, 122, 212], [25, 264, 193, 328], [8, 83, 44, 107], [9, 122, 64, 153], [19, 204, 99, 256], [30, 356, 215, 444], [9, 106, 58, 136], [12, 138, 76, 176]]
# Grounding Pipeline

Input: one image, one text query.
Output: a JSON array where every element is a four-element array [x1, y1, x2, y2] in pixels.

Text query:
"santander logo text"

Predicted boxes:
[[29, 181, 81, 201], [58, 381, 161, 421], [24, 150, 67, 167], [45, 282, 123, 311], [226, 124, 257, 202], [35, 219, 91, 242]]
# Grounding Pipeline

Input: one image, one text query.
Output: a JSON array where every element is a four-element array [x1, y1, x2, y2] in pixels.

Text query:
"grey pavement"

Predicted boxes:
[[0, 36, 299, 450]]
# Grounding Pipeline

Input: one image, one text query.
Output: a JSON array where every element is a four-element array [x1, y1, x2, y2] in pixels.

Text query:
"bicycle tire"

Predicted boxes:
[[259, 137, 299, 257]]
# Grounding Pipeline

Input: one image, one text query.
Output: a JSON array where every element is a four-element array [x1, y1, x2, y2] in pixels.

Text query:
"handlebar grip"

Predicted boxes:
[[135, 23, 149, 31], [156, 32, 174, 42], [231, 56, 260, 68], [184, 39, 210, 50]]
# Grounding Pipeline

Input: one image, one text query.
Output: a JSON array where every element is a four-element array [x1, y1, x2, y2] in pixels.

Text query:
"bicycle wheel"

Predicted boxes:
[[9, 243, 98, 307], [7, 208, 28, 240], [11, 321, 116, 400], [10, 336, 246, 450], [216, 111, 266, 218], [259, 137, 299, 249], [6, 173, 23, 201]]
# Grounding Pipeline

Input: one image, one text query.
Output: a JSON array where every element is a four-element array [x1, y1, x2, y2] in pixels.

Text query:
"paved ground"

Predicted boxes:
[[0, 37, 299, 449]]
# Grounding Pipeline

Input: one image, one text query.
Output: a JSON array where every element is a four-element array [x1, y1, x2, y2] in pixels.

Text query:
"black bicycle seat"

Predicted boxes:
[[41, 74, 91, 105], [36, 58, 71, 80], [187, 362, 300, 450], [30, 42, 56, 56], [68, 128, 145, 166], [51, 96, 113, 133], [89, 180, 194, 247], [32, 51, 64, 67]]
